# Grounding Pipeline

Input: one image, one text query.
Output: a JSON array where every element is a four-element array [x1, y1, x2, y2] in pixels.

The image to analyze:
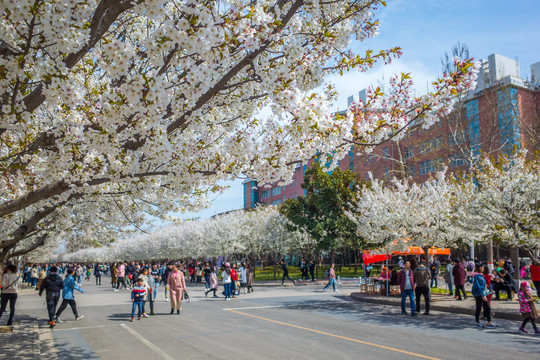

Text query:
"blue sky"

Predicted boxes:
[[179, 0, 540, 220]]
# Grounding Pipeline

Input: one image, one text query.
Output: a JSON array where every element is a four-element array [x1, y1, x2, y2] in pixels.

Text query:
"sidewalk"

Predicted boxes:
[[350, 291, 522, 321], [0, 314, 41, 360]]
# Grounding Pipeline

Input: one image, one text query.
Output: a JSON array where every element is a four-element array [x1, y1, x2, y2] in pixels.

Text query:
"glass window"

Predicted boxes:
[[262, 190, 270, 199], [272, 187, 282, 196], [404, 146, 414, 160]]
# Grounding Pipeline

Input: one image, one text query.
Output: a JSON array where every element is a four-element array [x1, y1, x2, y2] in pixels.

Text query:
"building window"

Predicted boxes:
[[449, 154, 466, 168], [404, 146, 414, 160], [384, 166, 389, 179], [384, 146, 390, 157], [498, 87, 521, 155], [271, 187, 282, 196], [272, 199, 282, 206], [262, 190, 270, 199], [419, 160, 436, 175], [407, 164, 415, 177], [466, 99, 481, 156]]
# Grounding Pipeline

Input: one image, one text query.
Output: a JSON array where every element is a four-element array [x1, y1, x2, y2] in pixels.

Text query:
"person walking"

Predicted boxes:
[[414, 261, 431, 315], [518, 282, 539, 334], [323, 263, 338, 292], [75, 265, 83, 285], [280, 259, 295, 286], [130, 277, 147, 322], [0, 264, 21, 326], [137, 268, 150, 318], [246, 261, 255, 293], [94, 263, 102, 286], [397, 261, 416, 316], [205, 267, 219, 297], [167, 264, 186, 314], [530, 263, 540, 300], [430, 257, 440, 288], [300, 258, 309, 281], [239, 263, 247, 294], [221, 263, 233, 301], [39, 266, 64, 328], [145, 267, 156, 316], [452, 259, 467, 300], [36, 266, 47, 290], [55, 269, 84, 322], [472, 265, 496, 329], [115, 262, 127, 291], [150, 264, 160, 303], [111, 263, 118, 289], [308, 260, 316, 282], [30, 265, 39, 288], [443, 260, 454, 296]]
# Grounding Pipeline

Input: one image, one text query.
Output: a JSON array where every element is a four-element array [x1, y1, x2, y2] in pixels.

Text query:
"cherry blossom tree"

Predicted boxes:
[[0, 0, 478, 273], [457, 153, 540, 264]]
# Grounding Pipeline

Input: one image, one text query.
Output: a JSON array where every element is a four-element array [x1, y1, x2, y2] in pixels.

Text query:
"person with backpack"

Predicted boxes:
[[308, 260, 316, 282], [414, 262, 431, 315], [205, 266, 219, 298], [323, 263, 338, 292], [466, 258, 475, 284], [55, 269, 84, 322], [94, 263, 102, 286], [280, 259, 295, 286], [430, 257, 440, 288], [443, 260, 454, 296], [472, 265, 496, 329], [39, 266, 64, 328], [0, 264, 21, 326]]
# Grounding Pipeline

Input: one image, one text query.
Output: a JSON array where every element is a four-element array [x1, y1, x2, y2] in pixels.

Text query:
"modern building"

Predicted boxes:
[[243, 53, 540, 209]]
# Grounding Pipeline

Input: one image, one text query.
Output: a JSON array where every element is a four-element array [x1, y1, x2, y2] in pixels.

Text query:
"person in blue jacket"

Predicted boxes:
[[472, 265, 496, 329], [55, 269, 85, 322]]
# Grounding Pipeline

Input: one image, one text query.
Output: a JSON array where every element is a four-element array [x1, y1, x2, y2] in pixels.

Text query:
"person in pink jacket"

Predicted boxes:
[[167, 263, 186, 315]]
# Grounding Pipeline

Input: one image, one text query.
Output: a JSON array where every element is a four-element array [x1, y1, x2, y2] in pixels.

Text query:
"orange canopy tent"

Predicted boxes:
[[391, 246, 425, 256], [428, 247, 451, 255]]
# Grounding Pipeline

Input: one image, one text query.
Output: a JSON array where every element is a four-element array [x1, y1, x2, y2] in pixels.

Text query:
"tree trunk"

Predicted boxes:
[[486, 239, 494, 271], [510, 247, 519, 280], [0, 247, 13, 283]]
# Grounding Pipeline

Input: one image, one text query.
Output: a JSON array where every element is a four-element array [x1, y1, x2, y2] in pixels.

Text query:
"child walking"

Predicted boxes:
[[518, 281, 539, 334], [131, 278, 147, 322]]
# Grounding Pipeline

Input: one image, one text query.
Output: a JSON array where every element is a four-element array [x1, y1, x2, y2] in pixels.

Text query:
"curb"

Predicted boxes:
[[349, 292, 522, 321]]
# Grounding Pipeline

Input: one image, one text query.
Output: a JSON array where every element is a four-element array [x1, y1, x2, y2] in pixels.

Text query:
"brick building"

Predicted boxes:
[[243, 53, 540, 209]]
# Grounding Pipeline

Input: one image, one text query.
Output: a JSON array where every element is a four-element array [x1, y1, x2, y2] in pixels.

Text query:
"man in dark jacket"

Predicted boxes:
[[39, 266, 64, 328], [499, 269, 517, 301], [280, 259, 295, 286], [308, 261, 316, 281], [414, 262, 432, 315], [452, 259, 467, 300]]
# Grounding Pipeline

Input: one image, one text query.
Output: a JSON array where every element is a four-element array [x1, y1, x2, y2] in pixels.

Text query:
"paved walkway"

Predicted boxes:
[[0, 276, 530, 359], [350, 292, 522, 321]]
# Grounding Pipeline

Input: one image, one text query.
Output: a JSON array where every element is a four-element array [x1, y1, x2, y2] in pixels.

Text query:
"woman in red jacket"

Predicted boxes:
[[531, 264, 540, 299]]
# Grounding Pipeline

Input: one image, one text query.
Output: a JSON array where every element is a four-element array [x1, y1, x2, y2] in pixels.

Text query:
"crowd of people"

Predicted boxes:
[[1, 256, 540, 333]]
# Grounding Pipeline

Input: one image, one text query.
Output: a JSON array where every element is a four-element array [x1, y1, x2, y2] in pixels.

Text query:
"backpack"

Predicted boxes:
[[466, 263, 473, 271], [324, 269, 330, 279]]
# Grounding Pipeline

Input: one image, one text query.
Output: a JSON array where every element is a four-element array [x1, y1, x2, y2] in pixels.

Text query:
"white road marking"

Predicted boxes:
[[53, 324, 119, 331], [503, 333, 540, 341], [223, 305, 285, 311], [120, 323, 175, 360]]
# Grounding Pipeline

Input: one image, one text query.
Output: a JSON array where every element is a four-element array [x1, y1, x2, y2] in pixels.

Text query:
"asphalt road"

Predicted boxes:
[[16, 276, 540, 360]]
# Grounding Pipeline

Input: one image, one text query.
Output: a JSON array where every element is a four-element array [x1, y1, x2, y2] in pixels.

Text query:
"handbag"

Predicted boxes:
[[482, 288, 491, 297]]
